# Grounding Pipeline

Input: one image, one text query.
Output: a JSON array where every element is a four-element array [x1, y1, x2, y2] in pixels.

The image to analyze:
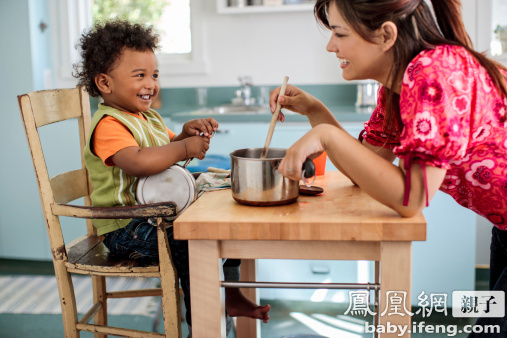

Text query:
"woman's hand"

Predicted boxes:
[[278, 125, 327, 180], [269, 84, 324, 122], [182, 117, 218, 138]]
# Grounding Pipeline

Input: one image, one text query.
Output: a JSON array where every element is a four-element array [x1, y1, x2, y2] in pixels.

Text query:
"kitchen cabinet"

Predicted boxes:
[[167, 119, 475, 306], [216, 0, 314, 14]]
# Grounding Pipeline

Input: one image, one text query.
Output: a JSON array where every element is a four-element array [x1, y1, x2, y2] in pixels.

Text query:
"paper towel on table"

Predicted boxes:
[[196, 172, 231, 194]]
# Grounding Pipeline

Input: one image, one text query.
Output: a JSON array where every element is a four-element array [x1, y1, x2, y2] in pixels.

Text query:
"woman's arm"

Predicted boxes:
[[270, 84, 345, 130], [271, 84, 398, 182], [280, 124, 446, 217]]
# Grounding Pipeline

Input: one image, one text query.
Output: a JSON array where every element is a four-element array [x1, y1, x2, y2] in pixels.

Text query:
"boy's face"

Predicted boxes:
[[96, 48, 159, 114]]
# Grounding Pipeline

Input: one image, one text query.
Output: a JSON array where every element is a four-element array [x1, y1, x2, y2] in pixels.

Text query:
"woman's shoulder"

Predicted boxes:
[[409, 45, 475, 70], [403, 45, 480, 90], [418, 44, 467, 57]]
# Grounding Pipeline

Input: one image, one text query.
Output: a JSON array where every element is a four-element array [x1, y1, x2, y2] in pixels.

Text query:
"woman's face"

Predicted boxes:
[[326, 2, 393, 86]]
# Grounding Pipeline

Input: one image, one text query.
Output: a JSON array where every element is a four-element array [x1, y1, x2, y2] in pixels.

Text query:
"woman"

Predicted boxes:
[[270, 0, 507, 335]]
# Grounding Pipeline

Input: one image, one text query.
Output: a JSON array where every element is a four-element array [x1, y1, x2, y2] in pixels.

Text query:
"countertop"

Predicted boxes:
[[167, 104, 373, 124]]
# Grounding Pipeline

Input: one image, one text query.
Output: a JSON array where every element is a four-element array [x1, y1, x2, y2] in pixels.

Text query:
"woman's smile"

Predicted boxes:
[[339, 58, 350, 69]]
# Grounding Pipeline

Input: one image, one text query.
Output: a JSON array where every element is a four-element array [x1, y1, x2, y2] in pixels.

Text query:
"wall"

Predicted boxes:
[[51, 0, 482, 90], [53, 0, 344, 89], [175, 1, 343, 87], [0, 0, 50, 259], [28, 0, 53, 90]]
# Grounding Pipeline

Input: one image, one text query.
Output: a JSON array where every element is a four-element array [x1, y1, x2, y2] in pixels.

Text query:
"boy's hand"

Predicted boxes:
[[183, 118, 218, 138], [182, 136, 210, 160]]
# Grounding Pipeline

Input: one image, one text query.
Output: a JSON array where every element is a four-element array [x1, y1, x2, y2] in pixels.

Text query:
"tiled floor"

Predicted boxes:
[[0, 259, 491, 337]]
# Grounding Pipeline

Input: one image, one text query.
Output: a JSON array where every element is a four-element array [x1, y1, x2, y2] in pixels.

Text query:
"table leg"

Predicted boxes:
[[188, 240, 226, 337], [235, 259, 258, 338], [374, 260, 380, 338], [379, 242, 412, 338]]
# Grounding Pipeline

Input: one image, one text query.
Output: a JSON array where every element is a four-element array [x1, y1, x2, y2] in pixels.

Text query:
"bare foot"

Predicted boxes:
[[225, 288, 271, 323]]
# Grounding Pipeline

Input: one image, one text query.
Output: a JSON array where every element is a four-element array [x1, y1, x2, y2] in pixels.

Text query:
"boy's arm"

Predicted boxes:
[[112, 134, 210, 177], [112, 117, 218, 177], [111, 142, 187, 177], [171, 117, 218, 142], [94, 116, 209, 177]]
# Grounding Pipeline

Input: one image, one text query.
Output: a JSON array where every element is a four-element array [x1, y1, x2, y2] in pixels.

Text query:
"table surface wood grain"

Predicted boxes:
[[174, 171, 426, 242]]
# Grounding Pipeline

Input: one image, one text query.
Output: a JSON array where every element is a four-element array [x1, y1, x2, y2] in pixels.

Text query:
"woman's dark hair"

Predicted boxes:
[[315, 0, 507, 137], [73, 19, 159, 97]]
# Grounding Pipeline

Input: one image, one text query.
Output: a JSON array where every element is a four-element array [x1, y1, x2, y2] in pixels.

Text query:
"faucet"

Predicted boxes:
[[237, 76, 253, 106]]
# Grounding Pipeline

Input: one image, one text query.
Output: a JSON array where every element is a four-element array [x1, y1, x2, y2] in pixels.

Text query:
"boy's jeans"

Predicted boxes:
[[103, 218, 240, 327]]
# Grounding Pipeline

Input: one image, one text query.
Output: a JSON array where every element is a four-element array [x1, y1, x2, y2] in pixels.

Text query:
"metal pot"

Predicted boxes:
[[230, 148, 314, 206]]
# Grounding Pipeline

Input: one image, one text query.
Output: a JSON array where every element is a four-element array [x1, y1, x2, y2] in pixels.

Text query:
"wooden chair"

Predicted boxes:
[[18, 87, 182, 337]]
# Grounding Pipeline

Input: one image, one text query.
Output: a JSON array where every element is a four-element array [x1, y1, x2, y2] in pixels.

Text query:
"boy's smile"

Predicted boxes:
[[96, 48, 159, 114]]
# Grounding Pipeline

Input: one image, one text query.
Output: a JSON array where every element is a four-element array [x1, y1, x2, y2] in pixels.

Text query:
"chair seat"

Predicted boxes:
[[66, 235, 160, 276]]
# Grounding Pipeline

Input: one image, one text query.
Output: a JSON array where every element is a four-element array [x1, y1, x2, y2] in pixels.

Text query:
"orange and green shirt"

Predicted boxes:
[[83, 104, 175, 235]]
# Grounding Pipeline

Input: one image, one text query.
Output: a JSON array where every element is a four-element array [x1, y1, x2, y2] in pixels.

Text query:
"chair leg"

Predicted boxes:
[[157, 219, 182, 337], [92, 275, 107, 338], [54, 261, 80, 338], [152, 298, 163, 332]]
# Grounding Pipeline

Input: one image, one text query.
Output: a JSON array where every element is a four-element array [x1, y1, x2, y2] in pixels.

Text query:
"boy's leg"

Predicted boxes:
[[222, 259, 270, 323], [102, 220, 193, 326], [165, 226, 192, 326], [223, 259, 241, 281], [222, 259, 241, 334], [102, 219, 160, 259], [167, 229, 235, 335]]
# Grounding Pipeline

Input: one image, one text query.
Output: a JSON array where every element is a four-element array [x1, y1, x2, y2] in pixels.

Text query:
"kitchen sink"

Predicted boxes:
[[213, 104, 269, 114], [184, 104, 270, 116]]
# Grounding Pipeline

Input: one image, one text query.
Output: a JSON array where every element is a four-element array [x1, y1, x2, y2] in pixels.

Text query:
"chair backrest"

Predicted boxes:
[[18, 87, 96, 259]]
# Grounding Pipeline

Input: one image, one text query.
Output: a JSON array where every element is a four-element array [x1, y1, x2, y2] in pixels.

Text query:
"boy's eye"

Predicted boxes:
[[135, 73, 144, 78], [152, 74, 158, 79]]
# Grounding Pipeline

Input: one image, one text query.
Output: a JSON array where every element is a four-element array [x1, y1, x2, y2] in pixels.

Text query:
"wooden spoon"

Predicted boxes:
[[260, 76, 289, 159]]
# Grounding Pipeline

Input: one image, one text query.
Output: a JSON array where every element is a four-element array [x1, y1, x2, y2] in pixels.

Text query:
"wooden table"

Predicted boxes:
[[174, 171, 426, 337]]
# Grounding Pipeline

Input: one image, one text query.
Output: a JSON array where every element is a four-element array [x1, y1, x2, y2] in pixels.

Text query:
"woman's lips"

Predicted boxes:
[[339, 58, 350, 69]]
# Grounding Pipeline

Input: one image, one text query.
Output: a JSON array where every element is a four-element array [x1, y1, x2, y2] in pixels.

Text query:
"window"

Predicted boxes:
[[91, 0, 191, 54], [50, 0, 207, 88]]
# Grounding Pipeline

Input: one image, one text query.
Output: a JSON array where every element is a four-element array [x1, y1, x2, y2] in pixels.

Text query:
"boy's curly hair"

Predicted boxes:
[[73, 19, 159, 97]]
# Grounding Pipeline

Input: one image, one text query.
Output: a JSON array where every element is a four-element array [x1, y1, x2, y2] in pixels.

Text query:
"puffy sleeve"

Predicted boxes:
[[394, 45, 474, 205], [394, 46, 473, 168], [359, 86, 401, 149]]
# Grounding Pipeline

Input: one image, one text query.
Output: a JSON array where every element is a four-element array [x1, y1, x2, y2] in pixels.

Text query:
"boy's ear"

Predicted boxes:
[[95, 73, 111, 94], [378, 21, 398, 52]]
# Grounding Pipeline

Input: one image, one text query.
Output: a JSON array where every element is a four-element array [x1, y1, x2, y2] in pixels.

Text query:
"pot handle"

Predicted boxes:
[[302, 158, 316, 187]]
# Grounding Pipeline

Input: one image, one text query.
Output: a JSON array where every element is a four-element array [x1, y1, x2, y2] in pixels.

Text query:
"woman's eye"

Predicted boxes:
[[334, 33, 345, 38]]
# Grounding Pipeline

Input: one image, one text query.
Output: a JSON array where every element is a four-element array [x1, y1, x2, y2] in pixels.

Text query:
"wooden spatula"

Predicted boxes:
[[260, 76, 289, 159]]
